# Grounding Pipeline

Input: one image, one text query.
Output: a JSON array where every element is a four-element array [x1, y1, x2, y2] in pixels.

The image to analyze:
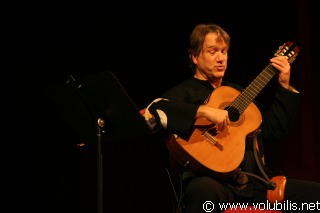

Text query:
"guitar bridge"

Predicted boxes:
[[202, 131, 224, 151]]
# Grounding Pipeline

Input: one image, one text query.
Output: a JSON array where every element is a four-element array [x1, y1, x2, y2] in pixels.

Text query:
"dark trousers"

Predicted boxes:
[[180, 176, 320, 213]]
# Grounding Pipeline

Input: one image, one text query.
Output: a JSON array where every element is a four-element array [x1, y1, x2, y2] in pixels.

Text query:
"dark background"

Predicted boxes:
[[12, 0, 319, 212]]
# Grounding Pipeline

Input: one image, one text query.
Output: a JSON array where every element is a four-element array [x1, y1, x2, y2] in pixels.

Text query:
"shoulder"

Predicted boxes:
[[161, 77, 213, 102], [168, 77, 213, 92]]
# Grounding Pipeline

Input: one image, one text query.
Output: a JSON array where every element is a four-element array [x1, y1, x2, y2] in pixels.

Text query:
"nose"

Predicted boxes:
[[216, 51, 224, 61]]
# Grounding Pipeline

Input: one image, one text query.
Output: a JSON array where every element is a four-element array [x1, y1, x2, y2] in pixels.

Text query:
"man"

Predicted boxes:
[[142, 23, 320, 212]]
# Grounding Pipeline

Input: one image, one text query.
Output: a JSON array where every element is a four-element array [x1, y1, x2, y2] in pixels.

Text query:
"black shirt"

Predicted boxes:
[[148, 76, 300, 196]]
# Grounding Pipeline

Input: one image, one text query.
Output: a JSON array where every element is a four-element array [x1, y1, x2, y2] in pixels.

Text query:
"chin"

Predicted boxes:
[[215, 72, 225, 78]]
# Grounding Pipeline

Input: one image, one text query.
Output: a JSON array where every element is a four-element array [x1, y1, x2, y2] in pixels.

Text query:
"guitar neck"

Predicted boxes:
[[230, 42, 299, 115], [233, 64, 277, 114]]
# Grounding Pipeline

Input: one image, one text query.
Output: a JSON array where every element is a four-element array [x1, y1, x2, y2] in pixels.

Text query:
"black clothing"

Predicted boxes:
[[148, 76, 320, 212]]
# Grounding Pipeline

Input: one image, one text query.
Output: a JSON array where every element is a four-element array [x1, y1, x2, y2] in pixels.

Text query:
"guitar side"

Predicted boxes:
[[167, 86, 262, 177]]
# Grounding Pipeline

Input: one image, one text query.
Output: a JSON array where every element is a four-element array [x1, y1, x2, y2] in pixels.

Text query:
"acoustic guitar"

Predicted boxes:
[[167, 42, 299, 179]]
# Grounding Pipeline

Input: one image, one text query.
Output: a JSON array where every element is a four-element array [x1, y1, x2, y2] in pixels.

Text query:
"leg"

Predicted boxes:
[[283, 179, 320, 212], [181, 176, 234, 213], [253, 178, 320, 212]]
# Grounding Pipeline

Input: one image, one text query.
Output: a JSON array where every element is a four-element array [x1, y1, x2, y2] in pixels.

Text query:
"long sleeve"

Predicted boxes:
[[259, 85, 301, 145], [145, 77, 214, 135]]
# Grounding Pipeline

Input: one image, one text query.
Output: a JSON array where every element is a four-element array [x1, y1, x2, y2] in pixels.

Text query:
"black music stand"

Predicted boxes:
[[48, 71, 153, 213]]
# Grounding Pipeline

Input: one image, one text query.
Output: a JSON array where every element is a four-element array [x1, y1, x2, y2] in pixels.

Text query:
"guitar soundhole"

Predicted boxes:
[[225, 106, 240, 122], [219, 101, 244, 127]]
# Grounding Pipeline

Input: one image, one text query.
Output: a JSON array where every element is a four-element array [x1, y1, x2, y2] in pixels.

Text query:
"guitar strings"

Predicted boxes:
[[226, 42, 298, 121]]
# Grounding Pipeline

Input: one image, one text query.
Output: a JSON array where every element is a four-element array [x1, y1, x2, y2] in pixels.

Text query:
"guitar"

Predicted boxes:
[[166, 42, 299, 179]]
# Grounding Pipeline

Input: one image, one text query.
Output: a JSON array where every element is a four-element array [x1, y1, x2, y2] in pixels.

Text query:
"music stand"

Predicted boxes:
[[48, 71, 154, 213]]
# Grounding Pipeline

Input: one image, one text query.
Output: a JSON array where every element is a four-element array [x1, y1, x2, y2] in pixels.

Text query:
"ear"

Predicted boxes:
[[191, 54, 198, 65]]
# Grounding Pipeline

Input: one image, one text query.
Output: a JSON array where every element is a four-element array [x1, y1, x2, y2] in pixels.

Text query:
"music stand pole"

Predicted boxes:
[[97, 118, 105, 213]]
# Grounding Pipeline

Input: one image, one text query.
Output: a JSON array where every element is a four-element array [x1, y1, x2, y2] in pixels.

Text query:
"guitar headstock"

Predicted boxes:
[[274, 42, 299, 63]]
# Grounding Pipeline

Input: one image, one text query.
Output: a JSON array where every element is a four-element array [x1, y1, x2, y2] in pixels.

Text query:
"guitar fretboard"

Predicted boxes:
[[232, 64, 277, 115]]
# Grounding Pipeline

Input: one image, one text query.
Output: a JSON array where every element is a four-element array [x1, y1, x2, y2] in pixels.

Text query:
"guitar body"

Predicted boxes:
[[167, 86, 262, 179]]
